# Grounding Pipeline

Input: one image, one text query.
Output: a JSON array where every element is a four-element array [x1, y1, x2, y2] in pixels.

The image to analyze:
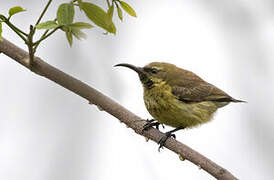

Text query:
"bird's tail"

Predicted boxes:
[[231, 98, 246, 103]]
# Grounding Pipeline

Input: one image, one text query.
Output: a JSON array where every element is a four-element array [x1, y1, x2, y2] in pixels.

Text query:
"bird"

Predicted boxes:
[[115, 62, 245, 150]]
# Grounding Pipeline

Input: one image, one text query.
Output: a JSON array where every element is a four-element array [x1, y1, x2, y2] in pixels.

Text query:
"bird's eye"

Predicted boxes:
[[143, 67, 160, 74], [151, 69, 158, 74]]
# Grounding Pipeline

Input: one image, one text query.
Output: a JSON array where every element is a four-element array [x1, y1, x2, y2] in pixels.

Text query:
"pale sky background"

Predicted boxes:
[[1, 0, 274, 180]]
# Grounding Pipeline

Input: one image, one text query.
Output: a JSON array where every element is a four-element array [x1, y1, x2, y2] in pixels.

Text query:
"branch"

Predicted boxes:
[[0, 38, 238, 180]]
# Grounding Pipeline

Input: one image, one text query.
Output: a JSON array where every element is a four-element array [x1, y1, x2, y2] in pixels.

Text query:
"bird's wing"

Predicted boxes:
[[171, 82, 233, 103], [168, 68, 241, 103]]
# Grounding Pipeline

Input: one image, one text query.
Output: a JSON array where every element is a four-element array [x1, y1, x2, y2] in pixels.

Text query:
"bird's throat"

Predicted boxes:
[[139, 75, 154, 89]]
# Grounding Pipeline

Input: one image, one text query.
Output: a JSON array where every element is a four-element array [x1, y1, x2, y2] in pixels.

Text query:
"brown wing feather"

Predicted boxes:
[[172, 84, 233, 102], [169, 69, 234, 102]]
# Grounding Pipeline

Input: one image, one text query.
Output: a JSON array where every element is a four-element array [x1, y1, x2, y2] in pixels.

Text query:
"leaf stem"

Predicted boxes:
[[106, 0, 111, 8], [0, 15, 28, 42], [41, 29, 50, 39], [33, 27, 60, 46], [35, 0, 53, 26]]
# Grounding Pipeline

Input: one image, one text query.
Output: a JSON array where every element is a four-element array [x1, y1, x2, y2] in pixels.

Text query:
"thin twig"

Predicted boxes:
[[33, 29, 49, 53], [35, 0, 53, 26], [33, 27, 59, 46], [26, 25, 35, 69], [106, 0, 111, 8], [0, 38, 238, 180], [0, 15, 28, 42], [31, 0, 53, 52]]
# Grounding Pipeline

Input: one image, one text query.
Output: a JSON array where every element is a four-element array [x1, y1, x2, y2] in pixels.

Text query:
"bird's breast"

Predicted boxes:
[[143, 83, 218, 128]]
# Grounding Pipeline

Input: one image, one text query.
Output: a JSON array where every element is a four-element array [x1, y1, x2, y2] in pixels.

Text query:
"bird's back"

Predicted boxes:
[[167, 66, 244, 104]]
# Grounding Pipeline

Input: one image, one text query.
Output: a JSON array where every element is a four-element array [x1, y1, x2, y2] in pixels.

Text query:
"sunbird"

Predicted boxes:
[[115, 62, 245, 150]]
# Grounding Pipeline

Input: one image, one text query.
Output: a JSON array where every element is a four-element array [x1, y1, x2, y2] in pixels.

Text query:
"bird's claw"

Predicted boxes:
[[171, 134, 176, 139], [142, 119, 160, 134], [158, 132, 176, 151], [146, 119, 155, 123]]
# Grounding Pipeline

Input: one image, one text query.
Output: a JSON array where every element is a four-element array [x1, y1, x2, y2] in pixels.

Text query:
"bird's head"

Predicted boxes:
[[115, 62, 177, 89]]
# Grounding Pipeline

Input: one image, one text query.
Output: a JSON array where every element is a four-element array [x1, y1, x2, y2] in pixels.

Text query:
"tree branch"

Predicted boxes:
[[0, 38, 238, 180]]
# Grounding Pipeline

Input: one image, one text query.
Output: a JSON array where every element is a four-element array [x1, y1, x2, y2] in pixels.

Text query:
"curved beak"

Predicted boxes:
[[114, 63, 146, 77], [115, 63, 154, 88]]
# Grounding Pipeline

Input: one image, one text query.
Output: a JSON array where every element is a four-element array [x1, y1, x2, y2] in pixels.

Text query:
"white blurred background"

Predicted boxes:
[[1, 0, 274, 179]]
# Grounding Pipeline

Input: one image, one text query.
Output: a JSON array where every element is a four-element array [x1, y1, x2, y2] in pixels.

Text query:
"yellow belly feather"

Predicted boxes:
[[143, 82, 219, 128]]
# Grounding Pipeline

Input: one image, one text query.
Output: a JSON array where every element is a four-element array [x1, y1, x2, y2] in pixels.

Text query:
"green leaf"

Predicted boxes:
[[106, 5, 114, 25], [80, 2, 116, 34], [8, 6, 26, 18], [65, 30, 73, 46], [116, 4, 123, 21], [57, 3, 74, 25], [109, 23, 116, 34], [71, 28, 86, 40], [60, 25, 69, 32], [68, 22, 93, 29], [119, 1, 136, 17], [0, 22, 2, 41], [36, 21, 59, 30]]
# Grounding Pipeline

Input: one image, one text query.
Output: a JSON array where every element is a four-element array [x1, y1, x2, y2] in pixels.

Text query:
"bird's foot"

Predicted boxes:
[[142, 119, 160, 133], [158, 131, 176, 151]]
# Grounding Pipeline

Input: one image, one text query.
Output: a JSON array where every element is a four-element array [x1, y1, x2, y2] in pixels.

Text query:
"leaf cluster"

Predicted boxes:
[[0, 0, 137, 46]]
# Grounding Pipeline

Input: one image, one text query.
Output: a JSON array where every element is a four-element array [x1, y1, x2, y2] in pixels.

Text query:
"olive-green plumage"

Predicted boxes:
[[115, 62, 244, 148], [142, 62, 244, 128], [143, 82, 220, 128]]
